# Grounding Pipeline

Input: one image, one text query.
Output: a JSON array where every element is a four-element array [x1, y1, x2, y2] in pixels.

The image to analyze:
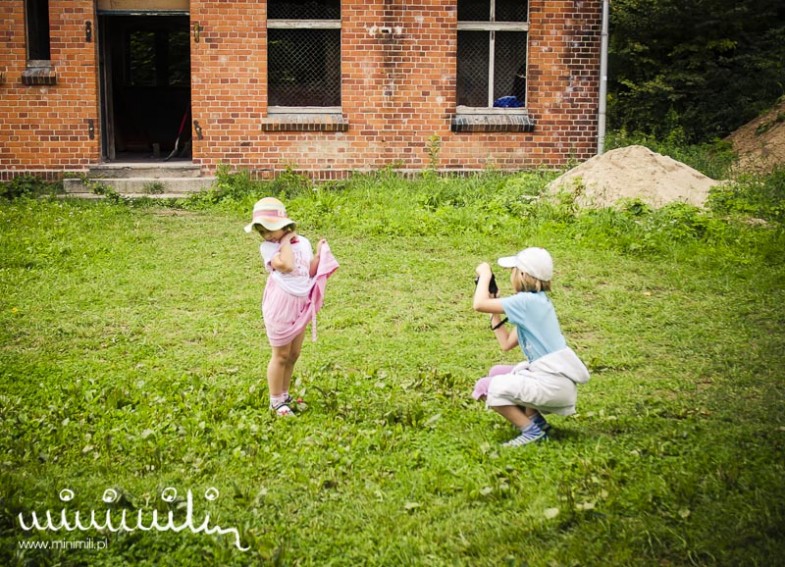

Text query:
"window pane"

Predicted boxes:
[[458, 0, 528, 22], [268, 29, 341, 106], [268, 0, 340, 20], [128, 31, 156, 87], [125, 30, 189, 88], [457, 31, 489, 107], [26, 0, 50, 60], [458, 0, 489, 21], [458, 30, 527, 108], [167, 30, 190, 86], [495, 0, 528, 22], [493, 31, 527, 103]]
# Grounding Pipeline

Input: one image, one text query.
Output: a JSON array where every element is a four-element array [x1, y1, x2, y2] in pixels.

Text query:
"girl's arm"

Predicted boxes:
[[309, 239, 326, 277], [271, 232, 296, 273], [475, 262, 518, 351], [473, 262, 505, 314], [490, 318, 519, 351]]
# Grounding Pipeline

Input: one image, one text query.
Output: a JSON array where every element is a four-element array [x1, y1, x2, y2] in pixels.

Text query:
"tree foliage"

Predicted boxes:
[[608, 0, 785, 142]]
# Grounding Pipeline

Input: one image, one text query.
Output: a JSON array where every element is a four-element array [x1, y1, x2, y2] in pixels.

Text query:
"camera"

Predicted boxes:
[[474, 273, 499, 296]]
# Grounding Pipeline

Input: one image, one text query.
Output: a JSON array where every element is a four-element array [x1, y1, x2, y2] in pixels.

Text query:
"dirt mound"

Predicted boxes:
[[725, 98, 785, 174], [547, 145, 721, 208]]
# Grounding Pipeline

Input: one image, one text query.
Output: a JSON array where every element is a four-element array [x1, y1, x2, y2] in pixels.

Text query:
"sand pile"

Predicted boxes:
[[725, 98, 785, 175], [547, 145, 721, 208]]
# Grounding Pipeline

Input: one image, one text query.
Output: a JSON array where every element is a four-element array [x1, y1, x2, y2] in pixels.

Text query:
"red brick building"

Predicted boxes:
[[1, 0, 602, 181]]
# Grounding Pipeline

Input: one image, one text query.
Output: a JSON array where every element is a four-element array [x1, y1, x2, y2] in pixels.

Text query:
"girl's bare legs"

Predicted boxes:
[[281, 330, 306, 395], [494, 405, 548, 447], [493, 405, 534, 428], [267, 329, 306, 400]]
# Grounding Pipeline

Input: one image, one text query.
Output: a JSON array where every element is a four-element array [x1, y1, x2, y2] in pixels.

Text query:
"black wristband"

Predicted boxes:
[[491, 317, 508, 331]]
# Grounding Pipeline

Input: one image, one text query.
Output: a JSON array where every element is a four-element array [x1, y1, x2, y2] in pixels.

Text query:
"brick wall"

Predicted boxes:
[[527, 0, 603, 164], [0, 1, 100, 180], [1, 0, 602, 179], [191, 0, 602, 176], [189, 0, 267, 170]]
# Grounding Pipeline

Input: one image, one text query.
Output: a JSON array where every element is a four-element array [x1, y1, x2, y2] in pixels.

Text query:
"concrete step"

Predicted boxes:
[[61, 192, 198, 200], [63, 176, 216, 196], [84, 162, 203, 179]]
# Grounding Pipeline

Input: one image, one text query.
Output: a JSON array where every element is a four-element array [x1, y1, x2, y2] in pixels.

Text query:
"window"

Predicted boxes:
[[125, 29, 190, 87], [23, 0, 57, 85], [457, 0, 528, 109], [26, 0, 50, 61], [267, 0, 341, 109]]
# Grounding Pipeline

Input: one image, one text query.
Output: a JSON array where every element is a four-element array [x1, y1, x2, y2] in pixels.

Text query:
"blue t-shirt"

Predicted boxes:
[[501, 292, 566, 361]]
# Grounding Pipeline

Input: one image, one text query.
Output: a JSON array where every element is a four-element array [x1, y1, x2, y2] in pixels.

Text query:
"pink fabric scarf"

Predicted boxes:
[[305, 242, 339, 341]]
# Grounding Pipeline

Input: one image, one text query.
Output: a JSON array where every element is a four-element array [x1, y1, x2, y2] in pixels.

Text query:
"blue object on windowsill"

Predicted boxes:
[[493, 96, 524, 108]]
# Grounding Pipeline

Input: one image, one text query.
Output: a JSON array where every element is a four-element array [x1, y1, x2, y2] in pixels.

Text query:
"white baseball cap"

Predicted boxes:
[[497, 247, 553, 281]]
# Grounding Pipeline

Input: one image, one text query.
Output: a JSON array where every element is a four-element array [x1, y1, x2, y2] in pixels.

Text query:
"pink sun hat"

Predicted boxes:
[[244, 197, 296, 233]]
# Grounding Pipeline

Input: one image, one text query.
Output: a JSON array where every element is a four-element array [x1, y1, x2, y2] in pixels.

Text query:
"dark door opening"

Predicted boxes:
[[100, 14, 191, 161]]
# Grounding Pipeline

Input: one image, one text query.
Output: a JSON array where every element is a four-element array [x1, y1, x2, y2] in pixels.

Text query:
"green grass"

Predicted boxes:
[[1, 171, 784, 566]]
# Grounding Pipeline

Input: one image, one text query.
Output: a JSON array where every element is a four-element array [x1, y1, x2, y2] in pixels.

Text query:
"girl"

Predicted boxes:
[[245, 197, 338, 417], [472, 247, 589, 447]]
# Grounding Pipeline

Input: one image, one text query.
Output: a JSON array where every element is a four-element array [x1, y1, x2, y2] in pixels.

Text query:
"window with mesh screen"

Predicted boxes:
[[268, 0, 341, 108], [457, 0, 528, 109]]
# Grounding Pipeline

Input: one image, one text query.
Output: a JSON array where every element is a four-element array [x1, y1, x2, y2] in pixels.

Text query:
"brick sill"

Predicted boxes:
[[22, 61, 57, 86], [261, 112, 348, 133], [451, 112, 535, 133]]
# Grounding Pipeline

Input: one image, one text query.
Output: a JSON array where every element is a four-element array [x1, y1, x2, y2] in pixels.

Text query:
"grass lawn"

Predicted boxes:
[[1, 171, 784, 566]]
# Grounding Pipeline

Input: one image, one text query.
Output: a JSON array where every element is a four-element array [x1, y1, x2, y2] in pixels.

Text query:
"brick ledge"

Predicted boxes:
[[22, 66, 57, 86], [261, 113, 349, 132], [451, 112, 535, 133]]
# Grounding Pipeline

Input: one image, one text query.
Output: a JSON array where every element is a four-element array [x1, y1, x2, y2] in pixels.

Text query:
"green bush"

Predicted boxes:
[[708, 166, 785, 224], [0, 174, 61, 200], [176, 160, 784, 262]]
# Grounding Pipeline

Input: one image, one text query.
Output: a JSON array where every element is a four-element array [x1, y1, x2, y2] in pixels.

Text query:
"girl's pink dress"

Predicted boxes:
[[262, 242, 339, 346]]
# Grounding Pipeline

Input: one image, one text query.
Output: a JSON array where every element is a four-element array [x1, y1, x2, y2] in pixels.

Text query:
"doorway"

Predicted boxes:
[[100, 14, 191, 162]]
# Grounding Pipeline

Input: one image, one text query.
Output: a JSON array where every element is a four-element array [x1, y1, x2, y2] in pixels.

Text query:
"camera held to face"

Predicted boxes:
[[475, 273, 499, 296]]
